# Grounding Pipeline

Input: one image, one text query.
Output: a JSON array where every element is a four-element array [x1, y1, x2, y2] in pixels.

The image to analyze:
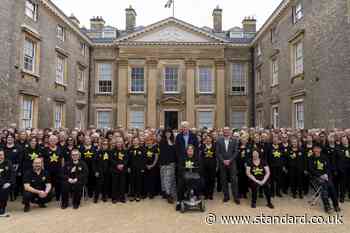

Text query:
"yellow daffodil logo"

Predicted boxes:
[[273, 151, 281, 158], [84, 151, 93, 159], [103, 152, 109, 160], [185, 160, 194, 169], [316, 160, 324, 171], [50, 153, 59, 162], [29, 152, 38, 161]]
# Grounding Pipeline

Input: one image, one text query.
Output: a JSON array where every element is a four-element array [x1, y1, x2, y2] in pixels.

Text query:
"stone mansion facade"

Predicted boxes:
[[1, 0, 350, 129]]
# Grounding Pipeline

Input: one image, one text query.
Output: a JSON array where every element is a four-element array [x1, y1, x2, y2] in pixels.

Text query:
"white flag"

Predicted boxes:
[[164, 0, 173, 8]]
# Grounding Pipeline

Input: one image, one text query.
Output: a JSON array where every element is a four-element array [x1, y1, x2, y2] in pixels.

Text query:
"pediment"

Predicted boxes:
[[133, 25, 214, 43], [116, 17, 228, 44], [159, 97, 185, 105]]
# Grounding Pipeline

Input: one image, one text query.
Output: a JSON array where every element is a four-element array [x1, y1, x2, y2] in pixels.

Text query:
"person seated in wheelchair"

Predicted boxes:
[[61, 149, 88, 209], [176, 145, 204, 210], [309, 144, 340, 214]]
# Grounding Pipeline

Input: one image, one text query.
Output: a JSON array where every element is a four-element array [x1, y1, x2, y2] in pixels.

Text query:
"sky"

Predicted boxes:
[[52, 0, 282, 30]]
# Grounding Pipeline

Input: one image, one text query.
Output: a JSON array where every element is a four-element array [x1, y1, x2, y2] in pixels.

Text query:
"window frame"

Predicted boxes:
[[77, 67, 85, 92], [231, 63, 247, 96], [163, 66, 180, 94], [96, 63, 113, 94], [23, 38, 36, 73], [96, 110, 112, 129], [25, 0, 37, 21], [57, 25, 65, 42], [271, 105, 279, 129], [55, 54, 66, 85], [197, 66, 214, 94], [129, 110, 145, 129], [21, 96, 34, 129], [230, 110, 246, 129], [293, 2, 304, 24], [293, 99, 304, 129], [271, 58, 279, 86], [197, 110, 214, 129], [54, 102, 64, 129], [130, 67, 145, 94]]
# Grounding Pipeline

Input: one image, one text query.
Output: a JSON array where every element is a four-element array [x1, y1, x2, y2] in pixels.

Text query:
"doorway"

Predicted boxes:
[[164, 111, 178, 129]]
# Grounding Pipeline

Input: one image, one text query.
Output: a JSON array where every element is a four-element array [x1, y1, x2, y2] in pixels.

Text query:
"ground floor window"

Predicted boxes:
[[231, 111, 246, 129], [198, 111, 214, 129], [130, 111, 145, 129], [97, 110, 111, 129]]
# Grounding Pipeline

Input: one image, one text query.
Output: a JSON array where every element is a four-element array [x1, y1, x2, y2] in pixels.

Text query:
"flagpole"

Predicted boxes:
[[172, 0, 175, 17]]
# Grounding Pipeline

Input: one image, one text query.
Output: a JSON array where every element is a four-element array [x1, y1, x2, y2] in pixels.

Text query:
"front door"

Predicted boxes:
[[164, 111, 178, 130]]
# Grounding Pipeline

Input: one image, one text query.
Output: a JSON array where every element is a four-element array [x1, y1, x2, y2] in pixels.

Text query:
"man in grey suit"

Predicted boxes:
[[216, 127, 240, 204]]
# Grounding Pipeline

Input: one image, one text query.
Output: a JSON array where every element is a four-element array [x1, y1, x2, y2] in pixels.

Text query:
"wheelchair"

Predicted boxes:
[[180, 167, 205, 213]]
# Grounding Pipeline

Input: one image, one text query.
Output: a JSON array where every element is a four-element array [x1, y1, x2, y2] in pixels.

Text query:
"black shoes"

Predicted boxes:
[[267, 203, 274, 209], [234, 199, 240, 205], [251, 203, 256, 208], [167, 196, 174, 204], [223, 196, 229, 203], [24, 205, 30, 213], [176, 202, 181, 211]]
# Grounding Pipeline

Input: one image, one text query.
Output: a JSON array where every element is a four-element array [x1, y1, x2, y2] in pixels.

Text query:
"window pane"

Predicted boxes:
[[55, 103, 63, 128], [24, 39, 35, 71], [232, 63, 246, 95], [131, 67, 144, 92], [97, 63, 112, 93], [97, 111, 111, 129], [25, 1, 36, 20], [22, 98, 33, 128], [130, 111, 144, 129], [198, 111, 213, 129], [231, 111, 246, 129], [56, 56, 65, 83], [198, 67, 213, 93], [164, 67, 178, 92]]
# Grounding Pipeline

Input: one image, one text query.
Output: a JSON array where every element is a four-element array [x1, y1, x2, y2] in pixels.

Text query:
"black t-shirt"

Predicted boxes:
[[249, 160, 267, 181], [0, 159, 13, 186], [23, 170, 51, 191]]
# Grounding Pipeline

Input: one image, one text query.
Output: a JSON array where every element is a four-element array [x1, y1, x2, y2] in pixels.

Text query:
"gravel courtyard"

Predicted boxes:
[[0, 194, 349, 233]]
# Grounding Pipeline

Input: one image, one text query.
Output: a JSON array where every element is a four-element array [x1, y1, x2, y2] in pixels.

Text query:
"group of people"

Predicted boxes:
[[0, 122, 349, 216]]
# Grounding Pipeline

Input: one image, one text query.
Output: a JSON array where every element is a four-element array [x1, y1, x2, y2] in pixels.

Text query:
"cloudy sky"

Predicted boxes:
[[52, 0, 282, 30]]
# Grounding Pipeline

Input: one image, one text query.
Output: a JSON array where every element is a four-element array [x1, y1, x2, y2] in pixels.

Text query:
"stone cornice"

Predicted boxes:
[[40, 0, 92, 45]]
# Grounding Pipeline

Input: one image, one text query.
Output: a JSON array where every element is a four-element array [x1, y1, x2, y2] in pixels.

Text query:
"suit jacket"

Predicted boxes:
[[216, 136, 239, 171], [175, 132, 199, 165]]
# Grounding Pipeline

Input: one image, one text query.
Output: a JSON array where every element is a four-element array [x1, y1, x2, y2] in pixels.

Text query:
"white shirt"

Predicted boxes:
[[224, 138, 230, 152]]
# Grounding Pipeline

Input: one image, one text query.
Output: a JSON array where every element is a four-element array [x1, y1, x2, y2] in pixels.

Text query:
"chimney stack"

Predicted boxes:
[[125, 5, 137, 33], [212, 5, 222, 33], [242, 16, 257, 33], [69, 14, 80, 28], [90, 16, 105, 31]]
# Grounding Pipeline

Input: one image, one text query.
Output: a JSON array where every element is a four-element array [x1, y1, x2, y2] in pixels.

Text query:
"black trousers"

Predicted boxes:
[[250, 181, 271, 205], [0, 187, 10, 210], [61, 182, 83, 206], [202, 159, 217, 198], [144, 167, 158, 197], [302, 172, 310, 195], [289, 169, 304, 195], [111, 172, 126, 200], [95, 173, 111, 199], [316, 178, 339, 210], [49, 170, 61, 201], [130, 169, 143, 198], [23, 191, 52, 206], [219, 165, 238, 200], [338, 168, 350, 199], [270, 166, 283, 195], [237, 171, 248, 197]]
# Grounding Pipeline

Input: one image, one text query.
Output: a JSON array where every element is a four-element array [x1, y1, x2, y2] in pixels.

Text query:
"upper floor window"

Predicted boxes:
[[231, 63, 247, 95], [57, 25, 65, 41], [164, 67, 179, 93], [97, 63, 112, 94], [56, 55, 66, 85], [292, 40, 304, 76], [131, 67, 145, 93], [293, 2, 303, 23], [80, 42, 87, 56], [198, 67, 214, 94], [23, 38, 36, 72], [271, 105, 279, 129], [257, 43, 262, 57], [25, 0, 37, 21], [77, 68, 85, 91], [271, 58, 279, 86], [256, 69, 262, 93]]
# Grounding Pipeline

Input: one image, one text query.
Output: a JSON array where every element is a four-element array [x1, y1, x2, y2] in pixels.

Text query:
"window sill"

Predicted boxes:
[[77, 90, 86, 94], [129, 92, 146, 96], [164, 92, 180, 95], [21, 69, 40, 80], [230, 93, 248, 97], [95, 92, 113, 96], [196, 92, 215, 96], [291, 73, 304, 84], [55, 82, 67, 90], [271, 84, 279, 88]]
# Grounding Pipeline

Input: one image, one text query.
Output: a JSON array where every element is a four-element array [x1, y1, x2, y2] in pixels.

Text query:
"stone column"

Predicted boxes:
[[146, 59, 158, 128], [185, 60, 196, 127], [215, 60, 226, 128], [117, 59, 128, 128]]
